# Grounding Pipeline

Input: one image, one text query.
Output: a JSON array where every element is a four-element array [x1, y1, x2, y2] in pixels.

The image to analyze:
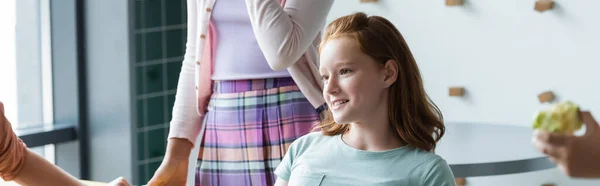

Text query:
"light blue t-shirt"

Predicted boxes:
[[275, 132, 456, 186]]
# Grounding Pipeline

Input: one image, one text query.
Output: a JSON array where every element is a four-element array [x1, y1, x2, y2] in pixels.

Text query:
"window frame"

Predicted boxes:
[[14, 0, 89, 179]]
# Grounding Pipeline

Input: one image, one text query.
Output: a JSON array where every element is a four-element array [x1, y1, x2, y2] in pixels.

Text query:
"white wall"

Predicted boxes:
[[326, 0, 599, 185]]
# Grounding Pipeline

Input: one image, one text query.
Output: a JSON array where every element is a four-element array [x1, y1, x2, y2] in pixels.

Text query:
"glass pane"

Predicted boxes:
[[0, 0, 18, 124], [0, 0, 55, 163]]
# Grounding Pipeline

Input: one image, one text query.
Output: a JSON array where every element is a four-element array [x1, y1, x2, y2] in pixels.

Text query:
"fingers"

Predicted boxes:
[[542, 146, 563, 159], [580, 111, 598, 125], [535, 130, 569, 146], [547, 155, 559, 164], [108, 177, 131, 186], [532, 131, 566, 160], [532, 133, 545, 153], [120, 177, 131, 186], [580, 111, 599, 136], [0, 101, 4, 114]]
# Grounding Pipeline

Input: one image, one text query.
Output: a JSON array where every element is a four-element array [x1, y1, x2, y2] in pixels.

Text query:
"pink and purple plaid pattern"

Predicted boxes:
[[195, 77, 318, 186]]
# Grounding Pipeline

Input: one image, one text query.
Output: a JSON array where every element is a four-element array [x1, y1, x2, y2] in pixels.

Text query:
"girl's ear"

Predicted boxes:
[[382, 60, 398, 88]]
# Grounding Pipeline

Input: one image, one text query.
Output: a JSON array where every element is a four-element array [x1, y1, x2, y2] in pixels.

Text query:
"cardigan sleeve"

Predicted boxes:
[[245, 0, 334, 71], [167, 0, 204, 146]]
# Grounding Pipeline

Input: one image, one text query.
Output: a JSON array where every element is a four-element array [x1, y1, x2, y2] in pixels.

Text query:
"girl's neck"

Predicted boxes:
[[342, 112, 406, 151], [340, 91, 405, 151]]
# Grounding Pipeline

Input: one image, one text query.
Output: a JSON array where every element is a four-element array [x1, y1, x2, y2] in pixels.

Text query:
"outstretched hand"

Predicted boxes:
[[532, 111, 600, 178]]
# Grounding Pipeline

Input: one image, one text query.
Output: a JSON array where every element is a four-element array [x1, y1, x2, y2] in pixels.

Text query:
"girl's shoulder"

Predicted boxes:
[[287, 132, 336, 153]]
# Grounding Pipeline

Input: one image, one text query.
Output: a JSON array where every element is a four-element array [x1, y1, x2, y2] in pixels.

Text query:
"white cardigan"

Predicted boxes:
[[168, 0, 334, 145]]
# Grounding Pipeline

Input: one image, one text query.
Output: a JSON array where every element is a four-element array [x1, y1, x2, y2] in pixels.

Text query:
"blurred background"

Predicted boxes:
[[0, 0, 598, 185]]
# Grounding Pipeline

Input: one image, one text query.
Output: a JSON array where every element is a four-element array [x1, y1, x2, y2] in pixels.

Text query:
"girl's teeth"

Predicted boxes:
[[334, 100, 348, 106]]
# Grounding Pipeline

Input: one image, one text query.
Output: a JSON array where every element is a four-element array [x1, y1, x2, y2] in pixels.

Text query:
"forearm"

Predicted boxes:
[[165, 138, 193, 161], [13, 150, 82, 186]]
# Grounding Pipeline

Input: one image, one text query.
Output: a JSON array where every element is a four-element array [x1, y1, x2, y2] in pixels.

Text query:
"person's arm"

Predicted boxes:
[[1, 102, 81, 186], [160, 0, 203, 171], [1, 102, 130, 186], [12, 150, 84, 186], [421, 158, 456, 186], [11, 149, 131, 186], [147, 0, 202, 184], [167, 0, 204, 147], [146, 137, 192, 186], [245, 0, 334, 70]]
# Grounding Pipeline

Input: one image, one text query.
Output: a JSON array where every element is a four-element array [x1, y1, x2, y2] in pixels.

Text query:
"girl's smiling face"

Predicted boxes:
[[319, 37, 397, 125]]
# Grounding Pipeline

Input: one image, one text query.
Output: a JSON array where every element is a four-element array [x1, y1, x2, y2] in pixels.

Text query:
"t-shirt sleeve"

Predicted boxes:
[[422, 158, 457, 186], [274, 140, 301, 181]]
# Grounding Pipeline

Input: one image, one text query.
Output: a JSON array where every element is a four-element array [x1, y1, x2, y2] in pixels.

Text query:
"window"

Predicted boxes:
[[0, 0, 57, 163], [3, 0, 111, 181], [0, 0, 17, 125]]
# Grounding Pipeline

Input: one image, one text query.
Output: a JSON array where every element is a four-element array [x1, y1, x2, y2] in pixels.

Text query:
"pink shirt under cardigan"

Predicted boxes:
[[169, 0, 334, 145]]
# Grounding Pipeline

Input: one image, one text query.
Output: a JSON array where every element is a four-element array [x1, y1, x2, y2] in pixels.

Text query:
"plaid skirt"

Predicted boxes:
[[195, 77, 319, 186]]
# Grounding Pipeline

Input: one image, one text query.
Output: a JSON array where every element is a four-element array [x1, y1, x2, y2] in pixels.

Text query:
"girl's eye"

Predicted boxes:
[[340, 69, 352, 75], [321, 75, 329, 81]]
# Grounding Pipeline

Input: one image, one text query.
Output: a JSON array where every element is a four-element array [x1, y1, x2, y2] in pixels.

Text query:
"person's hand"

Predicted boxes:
[[532, 111, 600, 178], [146, 157, 189, 186], [147, 138, 192, 186], [107, 177, 131, 186]]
